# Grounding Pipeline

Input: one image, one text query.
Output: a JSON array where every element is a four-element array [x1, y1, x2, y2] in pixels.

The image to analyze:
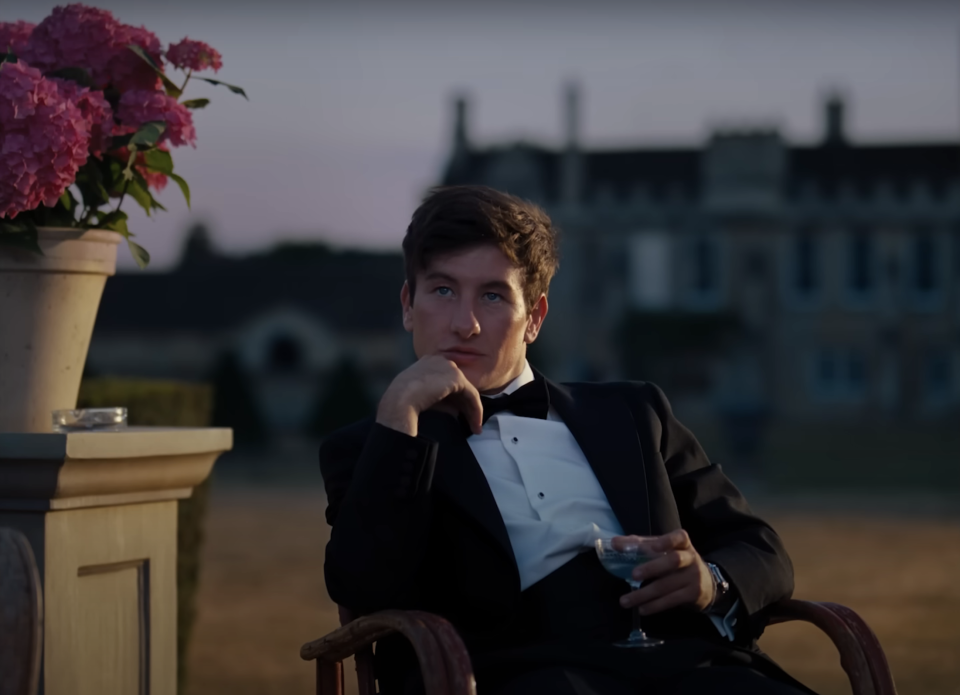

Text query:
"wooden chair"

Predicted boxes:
[[0, 528, 44, 695], [301, 599, 897, 695]]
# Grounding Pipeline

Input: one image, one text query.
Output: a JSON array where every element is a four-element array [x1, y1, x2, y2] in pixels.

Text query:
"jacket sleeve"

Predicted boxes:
[[320, 420, 438, 614], [640, 382, 795, 640]]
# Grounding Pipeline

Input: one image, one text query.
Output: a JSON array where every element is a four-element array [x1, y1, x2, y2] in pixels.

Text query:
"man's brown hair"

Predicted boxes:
[[402, 185, 560, 310]]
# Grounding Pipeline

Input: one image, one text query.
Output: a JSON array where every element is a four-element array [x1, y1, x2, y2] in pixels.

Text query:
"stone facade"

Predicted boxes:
[[441, 87, 960, 423]]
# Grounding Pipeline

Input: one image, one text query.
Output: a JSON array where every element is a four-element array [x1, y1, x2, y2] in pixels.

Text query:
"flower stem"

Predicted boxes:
[[115, 180, 130, 214]]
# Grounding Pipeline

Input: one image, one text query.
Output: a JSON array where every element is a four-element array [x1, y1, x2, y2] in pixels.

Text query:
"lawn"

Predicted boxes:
[[184, 486, 960, 695]]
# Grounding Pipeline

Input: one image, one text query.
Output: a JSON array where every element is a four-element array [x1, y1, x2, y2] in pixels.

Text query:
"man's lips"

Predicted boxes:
[[441, 348, 484, 360]]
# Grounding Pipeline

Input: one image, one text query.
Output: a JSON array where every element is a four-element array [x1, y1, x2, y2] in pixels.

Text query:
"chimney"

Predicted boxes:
[[823, 91, 847, 146], [453, 94, 469, 155], [561, 80, 583, 206], [564, 80, 580, 150]]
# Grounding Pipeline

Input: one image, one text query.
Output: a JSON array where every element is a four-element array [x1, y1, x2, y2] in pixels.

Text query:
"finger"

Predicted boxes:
[[636, 583, 704, 616], [650, 529, 692, 553], [633, 549, 696, 582], [619, 570, 690, 608], [456, 377, 483, 435], [611, 535, 659, 553], [428, 400, 460, 418]]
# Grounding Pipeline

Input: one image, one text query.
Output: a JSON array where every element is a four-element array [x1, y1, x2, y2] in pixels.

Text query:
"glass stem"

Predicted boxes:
[[628, 580, 644, 635]]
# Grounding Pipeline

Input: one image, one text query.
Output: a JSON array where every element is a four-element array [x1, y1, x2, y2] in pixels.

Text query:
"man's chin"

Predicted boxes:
[[457, 365, 499, 393]]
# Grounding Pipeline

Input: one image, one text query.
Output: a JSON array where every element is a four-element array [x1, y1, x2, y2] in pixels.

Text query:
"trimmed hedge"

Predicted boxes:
[[78, 378, 214, 694]]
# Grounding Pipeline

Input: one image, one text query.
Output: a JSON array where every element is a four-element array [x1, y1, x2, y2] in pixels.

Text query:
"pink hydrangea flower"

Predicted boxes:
[[140, 168, 168, 191], [50, 78, 113, 157], [166, 38, 222, 73], [0, 61, 90, 219], [0, 21, 35, 55], [21, 4, 162, 92], [117, 90, 196, 148]]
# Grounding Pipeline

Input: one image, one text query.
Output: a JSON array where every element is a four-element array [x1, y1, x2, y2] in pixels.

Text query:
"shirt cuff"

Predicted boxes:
[[707, 598, 741, 641]]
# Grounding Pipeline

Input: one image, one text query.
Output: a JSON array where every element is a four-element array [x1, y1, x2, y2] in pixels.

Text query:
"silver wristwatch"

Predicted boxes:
[[705, 562, 730, 613]]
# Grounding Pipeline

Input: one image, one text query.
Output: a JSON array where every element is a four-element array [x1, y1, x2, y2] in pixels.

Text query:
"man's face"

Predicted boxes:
[[401, 244, 548, 394]]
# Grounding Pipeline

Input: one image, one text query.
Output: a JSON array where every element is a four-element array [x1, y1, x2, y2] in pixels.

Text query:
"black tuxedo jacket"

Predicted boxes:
[[320, 376, 799, 692]]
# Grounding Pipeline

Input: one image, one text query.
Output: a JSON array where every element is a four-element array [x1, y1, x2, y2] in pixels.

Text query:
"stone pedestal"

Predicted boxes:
[[0, 427, 232, 695]]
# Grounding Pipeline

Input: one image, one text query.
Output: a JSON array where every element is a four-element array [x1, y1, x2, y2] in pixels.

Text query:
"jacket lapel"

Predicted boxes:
[[417, 410, 519, 573], [544, 375, 652, 537]]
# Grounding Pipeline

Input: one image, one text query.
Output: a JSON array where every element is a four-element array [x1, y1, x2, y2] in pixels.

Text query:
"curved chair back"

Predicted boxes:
[[0, 528, 43, 695]]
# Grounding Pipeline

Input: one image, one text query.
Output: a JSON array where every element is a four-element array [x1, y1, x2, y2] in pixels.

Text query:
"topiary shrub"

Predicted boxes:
[[309, 357, 375, 436]]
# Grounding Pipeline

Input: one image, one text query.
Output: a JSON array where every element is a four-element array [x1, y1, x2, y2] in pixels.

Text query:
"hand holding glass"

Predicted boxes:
[[595, 537, 664, 648]]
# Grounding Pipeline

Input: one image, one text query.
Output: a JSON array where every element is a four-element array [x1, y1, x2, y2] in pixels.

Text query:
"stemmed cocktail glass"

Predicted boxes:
[[595, 537, 664, 648]]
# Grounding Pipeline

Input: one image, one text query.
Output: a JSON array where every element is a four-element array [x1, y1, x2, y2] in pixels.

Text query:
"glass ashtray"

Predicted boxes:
[[52, 407, 128, 432]]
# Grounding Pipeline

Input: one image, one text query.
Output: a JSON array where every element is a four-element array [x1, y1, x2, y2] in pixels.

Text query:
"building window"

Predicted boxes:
[[912, 231, 938, 295], [794, 231, 818, 296], [693, 237, 718, 294], [812, 347, 867, 401], [847, 230, 874, 295], [628, 232, 673, 310]]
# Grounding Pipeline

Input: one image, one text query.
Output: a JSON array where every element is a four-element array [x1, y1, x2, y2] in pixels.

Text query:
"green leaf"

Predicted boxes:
[[124, 177, 153, 216], [127, 43, 161, 71], [197, 77, 248, 100], [105, 158, 127, 195], [142, 149, 174, 175], [127, 44, 182, 98], [47, 67, 93, 88], [124, 174, 167, 217], [98, 210, 130, 236], [0, 218, 42, 254], [1, 53, 17, 65], [169, 172, 191, 209], [128, 121, 167, 150], [59, 189, 75, 212], [75, 162, 110, 210], [126, 239, 151, 269], [180, 98, 210, 110], [110, 133, 134, 150]]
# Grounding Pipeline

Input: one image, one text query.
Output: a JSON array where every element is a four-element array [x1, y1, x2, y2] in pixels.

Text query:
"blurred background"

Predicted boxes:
[[8, 0, 960, 693]]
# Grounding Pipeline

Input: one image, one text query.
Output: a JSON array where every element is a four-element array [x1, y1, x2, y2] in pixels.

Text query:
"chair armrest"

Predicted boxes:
[[767, 599, 897, 695], [301, 610, 476, 695]]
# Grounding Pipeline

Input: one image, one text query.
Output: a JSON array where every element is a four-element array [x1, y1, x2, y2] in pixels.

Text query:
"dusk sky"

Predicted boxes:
[[6, 0, 960, 270]]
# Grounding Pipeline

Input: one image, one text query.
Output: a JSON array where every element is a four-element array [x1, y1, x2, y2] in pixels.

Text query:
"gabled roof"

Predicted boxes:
[[443, 140, 960, 204], [789, 143, 960, 199], [93, 245, 406, 336]]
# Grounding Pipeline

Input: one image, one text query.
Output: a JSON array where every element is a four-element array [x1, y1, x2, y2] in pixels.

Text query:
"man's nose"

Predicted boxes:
[[450, 299, 480, 338]]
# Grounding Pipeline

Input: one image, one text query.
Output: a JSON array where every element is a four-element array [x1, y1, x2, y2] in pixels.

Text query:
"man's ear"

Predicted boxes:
[[524, 294, 548, 344], [401, 281, 414, 333]]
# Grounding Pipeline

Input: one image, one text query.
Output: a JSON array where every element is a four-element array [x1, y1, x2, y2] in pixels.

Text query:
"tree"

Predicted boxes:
[[310, 358, 375, 436], [209, 350, 266, 446]]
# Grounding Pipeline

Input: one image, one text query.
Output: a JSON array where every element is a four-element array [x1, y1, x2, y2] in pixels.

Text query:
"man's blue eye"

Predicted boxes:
[[436, 286, 452, 296], [484, 292, 501, 301]]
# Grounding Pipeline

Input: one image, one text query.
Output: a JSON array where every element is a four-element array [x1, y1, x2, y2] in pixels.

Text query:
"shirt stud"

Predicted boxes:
[[512, 437, 518, 443], [538, 492, 545, 499]]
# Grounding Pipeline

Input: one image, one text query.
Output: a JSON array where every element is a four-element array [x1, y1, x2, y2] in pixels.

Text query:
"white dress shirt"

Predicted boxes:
[[467, 361, 739, 640]]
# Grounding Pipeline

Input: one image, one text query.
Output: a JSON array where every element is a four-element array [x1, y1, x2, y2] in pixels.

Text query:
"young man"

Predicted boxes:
[[320, 186, 814, 695]]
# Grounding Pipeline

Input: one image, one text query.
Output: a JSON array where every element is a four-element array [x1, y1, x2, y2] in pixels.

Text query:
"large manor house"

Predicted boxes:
[[441, 86, 960, 424], [90, 88, 960, 436]]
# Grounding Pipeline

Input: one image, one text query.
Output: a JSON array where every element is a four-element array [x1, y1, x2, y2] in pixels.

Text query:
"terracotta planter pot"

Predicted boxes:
[[0, 227, 121, 433]]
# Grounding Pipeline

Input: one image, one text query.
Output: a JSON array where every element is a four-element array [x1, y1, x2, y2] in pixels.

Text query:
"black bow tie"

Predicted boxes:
[[480, 378, 550, 425]]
